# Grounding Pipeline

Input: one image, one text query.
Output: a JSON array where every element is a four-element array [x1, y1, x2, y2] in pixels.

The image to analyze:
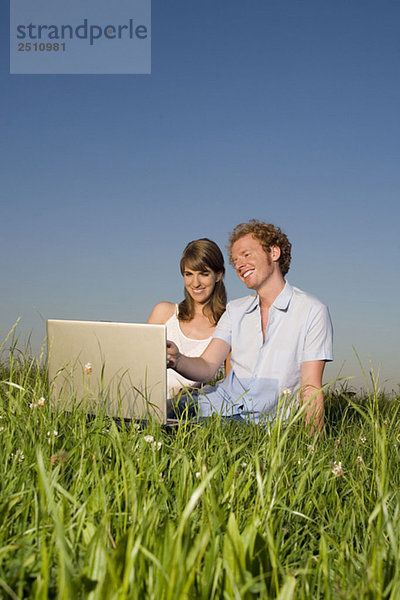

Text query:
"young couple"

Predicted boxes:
[[148, 220, 333, 431]]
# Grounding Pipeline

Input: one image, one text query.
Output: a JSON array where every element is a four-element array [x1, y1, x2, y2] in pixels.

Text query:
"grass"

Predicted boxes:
[[1, 339, 400, 598]]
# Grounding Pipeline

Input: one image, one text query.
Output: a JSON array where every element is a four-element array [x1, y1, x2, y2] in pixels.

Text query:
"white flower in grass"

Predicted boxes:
[[13, 449, 24, 462], [195, 464, 207, 479], [84, 362, 93, 375], [144, 435, 154, 443], [331, 461, 344, 477], [360, 435, 367, 444], [283, 389, 292, 397], [30, 397, 45, 409], [356, 456, 363, 465]]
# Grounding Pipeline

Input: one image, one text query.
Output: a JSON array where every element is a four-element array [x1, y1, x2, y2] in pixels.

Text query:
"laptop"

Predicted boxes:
[[47, 319, 167, 423]]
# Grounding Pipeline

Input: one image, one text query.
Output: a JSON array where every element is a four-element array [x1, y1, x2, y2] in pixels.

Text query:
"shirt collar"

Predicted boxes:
[[273, 281, 293, 311], [244, 281, 293, 314], [244, 294, 259, 313]]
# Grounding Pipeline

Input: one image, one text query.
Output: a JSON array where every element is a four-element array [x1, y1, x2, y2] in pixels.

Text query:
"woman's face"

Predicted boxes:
[[183, 265, 221, 304]]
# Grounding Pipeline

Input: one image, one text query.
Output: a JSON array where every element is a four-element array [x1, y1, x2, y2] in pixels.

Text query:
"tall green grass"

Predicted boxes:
[[1, 339, 400, 598]]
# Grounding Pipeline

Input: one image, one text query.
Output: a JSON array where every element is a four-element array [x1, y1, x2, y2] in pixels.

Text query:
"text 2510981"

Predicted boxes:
[[18, 42, 66, 52]]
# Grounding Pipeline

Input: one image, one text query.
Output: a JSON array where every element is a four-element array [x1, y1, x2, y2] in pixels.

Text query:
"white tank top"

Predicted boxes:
[[166, 305, 212, 398]]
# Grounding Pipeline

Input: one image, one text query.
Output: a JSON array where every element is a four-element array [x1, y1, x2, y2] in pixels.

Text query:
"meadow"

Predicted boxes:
[[1, 336, 400, 599]]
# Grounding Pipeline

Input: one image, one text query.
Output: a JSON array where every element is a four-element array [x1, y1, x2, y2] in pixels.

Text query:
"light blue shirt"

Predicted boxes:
[[198, 282, 333, 422]]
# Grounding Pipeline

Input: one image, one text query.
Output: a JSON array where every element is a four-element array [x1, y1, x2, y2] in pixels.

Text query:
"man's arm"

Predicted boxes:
[[167, 337, 231, 383], [300, 360, 326, 434]]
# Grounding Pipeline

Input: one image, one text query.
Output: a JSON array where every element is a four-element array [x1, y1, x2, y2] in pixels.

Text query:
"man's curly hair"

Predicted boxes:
[[228, 220, 292, 276]]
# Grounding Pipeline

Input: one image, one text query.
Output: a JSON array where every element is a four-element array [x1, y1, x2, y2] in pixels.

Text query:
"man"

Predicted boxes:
[[167, 220, 333, 431]]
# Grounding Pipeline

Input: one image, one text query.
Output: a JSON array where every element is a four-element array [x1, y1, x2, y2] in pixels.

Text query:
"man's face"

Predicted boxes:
[[231, 234, 275, 291]]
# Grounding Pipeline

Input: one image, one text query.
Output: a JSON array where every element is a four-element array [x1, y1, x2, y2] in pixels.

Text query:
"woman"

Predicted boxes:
[[148, 238, 227, 398]]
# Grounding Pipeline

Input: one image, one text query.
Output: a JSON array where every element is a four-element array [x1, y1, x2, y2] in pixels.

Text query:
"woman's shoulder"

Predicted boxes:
[[147, 301, 176, 324]]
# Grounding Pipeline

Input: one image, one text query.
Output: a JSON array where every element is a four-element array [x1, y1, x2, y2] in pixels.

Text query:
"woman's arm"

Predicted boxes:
[[147, 302, 175, 324]]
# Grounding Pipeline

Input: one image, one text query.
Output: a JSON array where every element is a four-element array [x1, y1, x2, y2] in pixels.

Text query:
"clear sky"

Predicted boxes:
[[1, 0, 399, 392]]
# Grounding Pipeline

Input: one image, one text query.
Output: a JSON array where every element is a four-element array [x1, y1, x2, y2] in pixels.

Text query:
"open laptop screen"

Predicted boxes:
[[47, 319, 167, 423]]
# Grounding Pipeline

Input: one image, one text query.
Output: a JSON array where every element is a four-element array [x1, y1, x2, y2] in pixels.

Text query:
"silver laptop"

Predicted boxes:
[[47, 319, 167, 423]]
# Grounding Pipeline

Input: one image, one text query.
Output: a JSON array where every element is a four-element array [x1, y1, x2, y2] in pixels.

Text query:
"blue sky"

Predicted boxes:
[[1, 0, 399, 391]]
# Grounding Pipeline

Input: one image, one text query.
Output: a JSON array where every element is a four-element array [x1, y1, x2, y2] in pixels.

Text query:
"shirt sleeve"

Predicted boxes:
[[302, 304, 333, 363], [212, 304, 232, 347]]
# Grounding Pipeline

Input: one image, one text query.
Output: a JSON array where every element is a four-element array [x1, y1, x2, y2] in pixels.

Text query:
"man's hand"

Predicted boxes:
[[166, 338, 231, 383], [166, 340, 181, 369]]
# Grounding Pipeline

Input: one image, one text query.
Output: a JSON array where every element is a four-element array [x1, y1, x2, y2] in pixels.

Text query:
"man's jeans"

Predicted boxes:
[[167, 390, 245, 423]]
